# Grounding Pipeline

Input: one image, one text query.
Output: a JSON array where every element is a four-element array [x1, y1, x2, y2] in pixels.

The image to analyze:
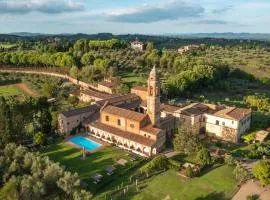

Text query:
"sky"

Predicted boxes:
[[0, 0, 270, 34]]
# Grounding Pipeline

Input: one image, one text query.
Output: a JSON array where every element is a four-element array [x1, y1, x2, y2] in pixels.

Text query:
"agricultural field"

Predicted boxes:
[[204, 48, 270, 79], [0, 42, 17, 49]]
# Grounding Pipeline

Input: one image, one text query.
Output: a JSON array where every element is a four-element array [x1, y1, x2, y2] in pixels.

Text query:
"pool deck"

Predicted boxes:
[[65, 134, 109, 154]]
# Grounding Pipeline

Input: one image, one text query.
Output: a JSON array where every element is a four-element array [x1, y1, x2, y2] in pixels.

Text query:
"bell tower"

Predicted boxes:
[[147, 66, 160, 127]]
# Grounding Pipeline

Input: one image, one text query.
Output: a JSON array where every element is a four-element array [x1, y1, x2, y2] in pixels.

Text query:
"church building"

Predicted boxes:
[[86, 66, 167, 156]]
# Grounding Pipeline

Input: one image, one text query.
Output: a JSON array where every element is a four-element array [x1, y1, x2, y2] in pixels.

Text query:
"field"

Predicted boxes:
[[131, 166, 237, 200], [0, 82, 39, 98], [0, 84, 25, 96], [0, 42, 16, 49], [204, 48, 270, 79]]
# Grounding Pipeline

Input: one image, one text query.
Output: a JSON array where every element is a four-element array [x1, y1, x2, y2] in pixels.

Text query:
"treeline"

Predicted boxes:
[[162, 58, 230, 97], [0, 143, 92, 200], [0, 51, 75, 68]]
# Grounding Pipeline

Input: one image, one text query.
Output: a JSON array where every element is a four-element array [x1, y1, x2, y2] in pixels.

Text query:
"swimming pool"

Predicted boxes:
[[69, 136, 101, 151]]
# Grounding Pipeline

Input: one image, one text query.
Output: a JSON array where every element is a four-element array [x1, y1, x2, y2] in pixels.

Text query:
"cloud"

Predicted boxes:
[[212, 5, 233, 14], [0, 0, 85, 14], [193, 20, 228, 25], [106, 0, 204, 23]]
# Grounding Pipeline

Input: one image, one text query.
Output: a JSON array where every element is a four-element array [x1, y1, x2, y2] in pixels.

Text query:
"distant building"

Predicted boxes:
[[178, 45, 200, 54], [97, 77, 120, 94], [131, 39, 145, 51]]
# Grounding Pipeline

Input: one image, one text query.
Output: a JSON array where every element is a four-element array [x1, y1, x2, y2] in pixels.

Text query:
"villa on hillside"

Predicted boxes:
[[59, 66, 252, 157], [131, 39, 145, 51], [178, 45, 200, 54]]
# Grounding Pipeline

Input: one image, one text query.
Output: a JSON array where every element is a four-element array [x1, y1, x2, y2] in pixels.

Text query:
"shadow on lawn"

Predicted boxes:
[[195, 192, 228, 200]]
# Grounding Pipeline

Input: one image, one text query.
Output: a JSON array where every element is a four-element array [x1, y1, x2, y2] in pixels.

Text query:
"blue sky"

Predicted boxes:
[[0, 0, 269, 34]]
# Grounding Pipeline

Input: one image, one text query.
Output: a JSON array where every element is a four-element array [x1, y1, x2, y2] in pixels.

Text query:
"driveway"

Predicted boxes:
[[232, 180, 270, 200]]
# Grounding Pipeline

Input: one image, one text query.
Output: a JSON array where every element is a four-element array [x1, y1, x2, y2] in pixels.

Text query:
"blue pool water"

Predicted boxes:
[[69, 136, 101, 151]]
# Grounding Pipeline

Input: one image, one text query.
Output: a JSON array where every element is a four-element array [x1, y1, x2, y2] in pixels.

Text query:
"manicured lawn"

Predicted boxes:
[[131, 165, 238, 200], [0, 84, 25, 96], [42, 139, 144, 195], [42, 140, 238, 199]]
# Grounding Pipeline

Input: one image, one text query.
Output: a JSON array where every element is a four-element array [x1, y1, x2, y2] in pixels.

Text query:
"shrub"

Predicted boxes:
[[168, 159, 181, 171], [185, 166, 195, 178], [233, 164, 249, 184], [224, 154, 235, 166], [253, 160, 270, 186]]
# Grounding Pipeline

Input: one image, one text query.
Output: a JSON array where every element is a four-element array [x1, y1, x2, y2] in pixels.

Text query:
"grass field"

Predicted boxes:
[[0, 83, 39, 98], [42, 139, 144, 196], [0, 84, 25, 96], [0, 42, 16, 49], [131, 165, 237, 200]]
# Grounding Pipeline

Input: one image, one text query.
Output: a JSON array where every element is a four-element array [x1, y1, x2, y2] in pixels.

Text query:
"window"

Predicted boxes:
[[232, 121, 234, 124], [105, 116, 109, 122], [117, 119, 121, 126], [150, 86, 153, 96], [216, 120, 219, 125], [144, 134, 146, 137], [130, 124, 134, 128], [222, 122, 225, 126]]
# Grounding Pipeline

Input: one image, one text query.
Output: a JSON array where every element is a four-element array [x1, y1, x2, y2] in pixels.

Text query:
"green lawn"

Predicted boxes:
[[131, 165, 238, 200], [42, 140, 238, 200], [0, 84, 24, 96], [42, 139, 144, 196]]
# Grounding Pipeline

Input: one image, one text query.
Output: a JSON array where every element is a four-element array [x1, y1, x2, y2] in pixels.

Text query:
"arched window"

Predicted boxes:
[[150, 86, 153, 96]]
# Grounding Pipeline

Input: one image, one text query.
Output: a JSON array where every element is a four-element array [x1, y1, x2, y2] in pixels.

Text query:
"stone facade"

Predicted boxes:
[[147, 66, 161, 127]]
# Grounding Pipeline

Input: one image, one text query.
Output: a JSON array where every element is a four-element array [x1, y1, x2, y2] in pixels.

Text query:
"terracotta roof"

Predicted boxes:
[[61, 104, 99, 118], [214, 107, 251, 120], [141, 124, 162, 136], [160, 104, 180, 113], [98, 81, 118, 89], [131, 86, 147, 92], [177, 103, 216, 116], [140, 100, 147, 107], [97, 94, 140, 107], [81, 89, 116, 100], [256, 130, 269, 142], [102, 105, 148, 122], [90, 122, 156, 147]]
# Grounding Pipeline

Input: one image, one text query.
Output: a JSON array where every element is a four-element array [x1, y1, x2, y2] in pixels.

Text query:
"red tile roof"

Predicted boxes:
[[141, 124, 162, 136], [102, 105, 148, 122], [90, 122, 156, 147], [214, 107, 251, 120]]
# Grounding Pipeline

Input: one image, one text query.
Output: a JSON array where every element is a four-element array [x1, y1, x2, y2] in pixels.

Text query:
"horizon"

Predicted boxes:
[[0, 0, 270, 34]]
